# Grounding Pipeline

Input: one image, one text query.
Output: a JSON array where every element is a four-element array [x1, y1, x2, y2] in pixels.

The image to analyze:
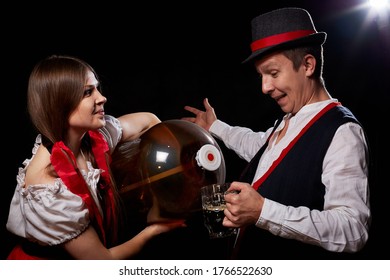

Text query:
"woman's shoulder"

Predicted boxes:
[[8, 134, 90, 245], [24, 140, 56, 187]]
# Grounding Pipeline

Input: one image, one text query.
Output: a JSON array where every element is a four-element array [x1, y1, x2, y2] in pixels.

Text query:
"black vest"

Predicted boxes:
[[235, 105, 364, 259]]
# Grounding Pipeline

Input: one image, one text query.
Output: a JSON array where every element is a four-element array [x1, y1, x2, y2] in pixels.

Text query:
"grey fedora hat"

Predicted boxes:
[[243, 7, 327, 63]]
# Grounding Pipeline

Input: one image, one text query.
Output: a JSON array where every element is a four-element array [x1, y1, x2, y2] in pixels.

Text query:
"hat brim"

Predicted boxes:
[[242, 32, 327, 64]]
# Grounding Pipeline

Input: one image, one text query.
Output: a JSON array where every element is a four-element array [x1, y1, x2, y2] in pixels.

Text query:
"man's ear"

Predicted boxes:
[[303, 54, 316, 76]]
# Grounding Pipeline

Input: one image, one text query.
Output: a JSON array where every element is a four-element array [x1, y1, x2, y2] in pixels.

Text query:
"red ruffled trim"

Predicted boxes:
[[50, 131, 117, 246]]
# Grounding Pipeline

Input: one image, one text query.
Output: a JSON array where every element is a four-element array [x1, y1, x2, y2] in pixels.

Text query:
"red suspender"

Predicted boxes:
[[252, 102, 340, 191]]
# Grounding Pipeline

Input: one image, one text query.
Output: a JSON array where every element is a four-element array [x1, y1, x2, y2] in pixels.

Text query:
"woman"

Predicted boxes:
[[6, 55, 184, 259]]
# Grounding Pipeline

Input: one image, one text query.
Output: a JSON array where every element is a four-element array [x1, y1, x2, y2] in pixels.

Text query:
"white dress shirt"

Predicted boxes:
[[209, 99, 371, 252]]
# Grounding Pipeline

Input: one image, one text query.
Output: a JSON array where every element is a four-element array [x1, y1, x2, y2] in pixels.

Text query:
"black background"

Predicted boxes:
[[2, 0, 389, 259]]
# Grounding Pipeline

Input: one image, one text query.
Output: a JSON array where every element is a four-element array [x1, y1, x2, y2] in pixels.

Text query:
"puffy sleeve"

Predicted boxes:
[[99, 115, 123, 154], [6, 179, 90, 246]]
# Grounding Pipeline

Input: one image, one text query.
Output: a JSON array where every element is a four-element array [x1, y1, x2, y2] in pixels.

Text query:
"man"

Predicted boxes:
[[183, 7, 371, 259]]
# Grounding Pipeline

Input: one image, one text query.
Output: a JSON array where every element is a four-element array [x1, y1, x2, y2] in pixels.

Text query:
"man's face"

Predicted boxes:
[[255, 52, 311, 115]]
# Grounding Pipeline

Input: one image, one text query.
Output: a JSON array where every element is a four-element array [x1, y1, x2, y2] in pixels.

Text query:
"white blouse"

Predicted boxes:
[[6, 115, 122, 246]]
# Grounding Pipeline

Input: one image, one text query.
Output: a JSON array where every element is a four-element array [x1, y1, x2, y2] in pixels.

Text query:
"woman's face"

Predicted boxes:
[[68, 70, 107, 134]]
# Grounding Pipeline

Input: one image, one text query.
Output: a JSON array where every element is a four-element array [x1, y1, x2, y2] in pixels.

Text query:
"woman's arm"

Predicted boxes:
[[118, 112, 161, 142], [63, 221, 185, 259]]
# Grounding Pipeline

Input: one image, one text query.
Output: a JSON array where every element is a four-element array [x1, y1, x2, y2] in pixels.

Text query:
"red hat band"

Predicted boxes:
[[250, 30, 316, 52]]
